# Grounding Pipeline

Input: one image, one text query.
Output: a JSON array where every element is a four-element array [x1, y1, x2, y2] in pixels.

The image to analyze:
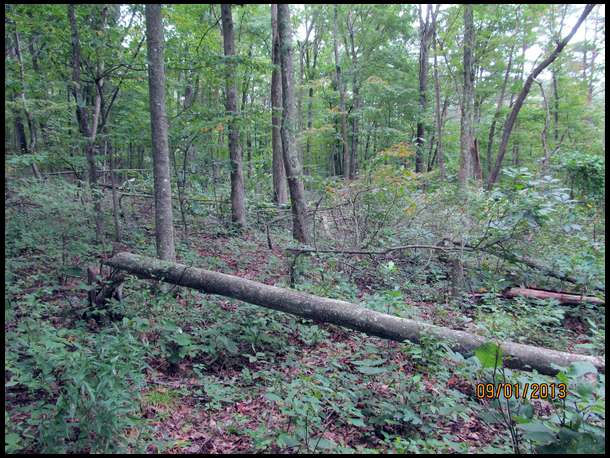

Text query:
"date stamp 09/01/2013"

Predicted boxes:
[[475, 383, 567, 400]]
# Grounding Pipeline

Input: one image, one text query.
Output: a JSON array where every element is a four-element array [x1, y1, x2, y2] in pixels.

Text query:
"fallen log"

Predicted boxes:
[[447, 240, 605, 293], [503, 287, 604, 306], [494, 250, 605, 293], [286, 244, 465, 256], [105, 252, 604, 375]]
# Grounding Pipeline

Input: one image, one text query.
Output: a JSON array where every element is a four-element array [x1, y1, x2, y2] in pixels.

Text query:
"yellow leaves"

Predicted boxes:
[[404, 202, 417, 216], [365, 75, 388, 86], [379, 142, 414, 159], [199, 123, 224, 133], [370, 164, 418, 191]]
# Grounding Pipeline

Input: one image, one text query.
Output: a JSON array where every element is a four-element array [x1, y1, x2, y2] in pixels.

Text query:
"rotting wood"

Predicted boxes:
[[503, 287, 604, 306], [87, 266, 125, 308], [106, 252, 604, 376]]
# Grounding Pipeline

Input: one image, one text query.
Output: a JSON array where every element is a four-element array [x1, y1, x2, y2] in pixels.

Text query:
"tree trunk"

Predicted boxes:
[[415, 5, 437, 174], [487, 4, 594, 190], [432, 17, 445, 180], [221, 4, 247, 229], [5, 27, 34, 173], [344, 11, 361, 179], [486, 43, 515, 178], [551, 68, 560, 143], [458, 4, 476, 188], [68, 5, 104, 243], [12, 25, 40, 177], [332, 4, 350, 179], [271, 4, 289, 206], [277, 4, 311, 244], [106, 252, 605, 376], [304, 29, 320, 176], [108, 140, 122, 242], [145, 4, 176, 261]]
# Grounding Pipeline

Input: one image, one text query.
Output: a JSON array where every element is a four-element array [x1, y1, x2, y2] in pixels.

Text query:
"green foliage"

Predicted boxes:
[[5, 320, 150, 453], [560, 151, 605, 202], [514, 362, 605, 454], [474, 342, 503, 369], [4, 3, 606, 454]]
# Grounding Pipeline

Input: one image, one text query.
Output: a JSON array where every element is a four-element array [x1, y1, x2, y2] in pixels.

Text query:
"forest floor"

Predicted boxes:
[[138, 230, 501, 453], [5, 178, 605, 453]]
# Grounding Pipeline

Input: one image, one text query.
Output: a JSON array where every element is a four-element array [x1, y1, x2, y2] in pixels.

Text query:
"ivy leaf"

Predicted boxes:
[[349, 417, 366, 427], [474, 342, 503, 369], [352, 358, 384, 367], [265, 392, 282, 403], [568, 361, 598, 378], [315, 438, 337, 450], [518, 422, 555, 444], [356, 366, 387, 375]]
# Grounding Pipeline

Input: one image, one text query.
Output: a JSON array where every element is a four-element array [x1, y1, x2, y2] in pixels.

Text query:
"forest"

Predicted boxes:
[[4, 3, 605, 454]]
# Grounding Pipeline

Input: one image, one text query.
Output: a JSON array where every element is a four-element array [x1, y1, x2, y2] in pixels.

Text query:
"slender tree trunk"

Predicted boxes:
[[304, 32, 320, 176], [5, 24, 37, 177], [145, 4, 176, 261], [487, 4, 594, 190], [14, 113, 28, 154], [332, 4, 350, 179], [221, 4, 247, 228], [68, 5, 104, 242], [458, 4, 476, 188], [345, 12, 362, 179], [305, 85, 314, 175], [432, 18, 445, 180], [415, 5, 437, 174], [536, 80, 552, 174], [486, 43, 515, 179], [277, 4, 310, 244], [551, 68, 560, 142], [271, 4, 289, 205], [12, 26, 38, 161], [108, 140, 122, 242]]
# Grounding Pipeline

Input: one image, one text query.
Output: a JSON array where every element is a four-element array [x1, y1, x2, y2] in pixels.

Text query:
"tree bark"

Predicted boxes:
[[345, 10, 361, 179], [486, 43, 515, 179], [487, 4, 595, 190], [551, 68, 560, 143], [271, 4, 289, 206], [221, 4, 247, 228], [432, 15, 445, 180], [68, 4, 104, 243], [12, 24, 39, 176], [333, 4, 350, 179], [458, 4, 476, 188], [277, 4, 311, 244], [108, 140, 122, 242], [106, 252, 605, 376], [415, 5, 438, 174], [304, 28, 320, 176], [145, 4, 176, 261], [5, 18, 40, 178], [503, 287, 604, 306]]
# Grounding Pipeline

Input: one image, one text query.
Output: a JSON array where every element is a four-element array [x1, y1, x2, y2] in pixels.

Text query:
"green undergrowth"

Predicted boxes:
[[5, 177, 605, 454]]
